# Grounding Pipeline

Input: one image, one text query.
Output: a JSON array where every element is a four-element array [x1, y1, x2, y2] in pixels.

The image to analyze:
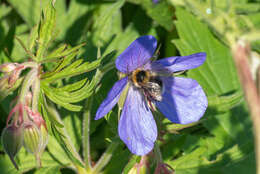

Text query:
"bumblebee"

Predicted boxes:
[[130, 69, 163, 102]]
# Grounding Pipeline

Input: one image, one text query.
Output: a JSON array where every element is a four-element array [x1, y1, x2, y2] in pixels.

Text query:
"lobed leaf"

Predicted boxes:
[[36, 2, 56, 61]]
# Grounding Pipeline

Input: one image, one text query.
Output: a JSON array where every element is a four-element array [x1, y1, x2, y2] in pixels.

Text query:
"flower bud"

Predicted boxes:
[[22, 122, 42, 154], [0, 63, 18, 73], [25, 107, 48, 152], [1, 125, 23, 169], [22, 117, 48, 167], [0, 76, 9, 90], [128, 156, 148, 174], [128, 164, 147, 174]]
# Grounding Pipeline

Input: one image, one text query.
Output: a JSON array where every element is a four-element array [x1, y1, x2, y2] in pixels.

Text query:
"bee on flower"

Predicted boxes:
[[95, 35, 208, 155]]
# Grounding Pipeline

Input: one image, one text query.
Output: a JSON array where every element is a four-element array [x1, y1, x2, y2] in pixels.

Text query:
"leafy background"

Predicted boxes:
[[0, 0, 259, 173]]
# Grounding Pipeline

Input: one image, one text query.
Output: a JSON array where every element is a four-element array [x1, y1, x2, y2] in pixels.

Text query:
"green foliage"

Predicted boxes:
[[168, 8, 255, 174], [0, 0, 258, 173]]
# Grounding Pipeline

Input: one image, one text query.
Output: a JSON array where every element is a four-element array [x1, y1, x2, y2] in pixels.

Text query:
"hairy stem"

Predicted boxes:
[[32, 77, 40, 112], [232, 42, 260, 174], [154, 142, 163, 163], [19, 68, 37, 104], [82, 96, 93, 170], [92, 141, 119, 173]]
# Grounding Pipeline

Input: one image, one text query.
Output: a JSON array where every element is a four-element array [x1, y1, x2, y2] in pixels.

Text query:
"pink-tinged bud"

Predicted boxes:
[[0, 63, 18, 73], [22, 122, 42, 154], [26, 108, 49, 154], [1, 125, 23, 170], [22, 107, 49, 167]]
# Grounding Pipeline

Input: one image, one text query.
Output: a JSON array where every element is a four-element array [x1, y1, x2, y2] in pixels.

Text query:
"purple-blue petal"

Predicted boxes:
[[115, 35, 157, 73], [118, 86, 157, 155], [151, 52, 206, 73], [95, 77, 128, 120], [156, 77, 207, 124]]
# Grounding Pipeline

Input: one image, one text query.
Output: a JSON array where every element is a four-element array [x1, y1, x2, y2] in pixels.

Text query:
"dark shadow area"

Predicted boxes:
[[75, 0, 113, 5], [64, 10, 94, 46]]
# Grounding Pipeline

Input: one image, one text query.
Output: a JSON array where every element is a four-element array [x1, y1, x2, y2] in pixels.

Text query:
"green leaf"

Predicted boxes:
[[142, 0, 174, 31], [47, 135, 71, 166], [7, 0, 48, 27], [42, 84, 82, 112], [44, 43, 86, 61], [36, 2, 56, 61], [0, 148, 61, 174], [41, 78, 95, 112], [41, 51, 78, 80], [169, 140, 255, 174], [208, 90, 243, 112], [174, 8, 240, 95], [43, 100, 85, 167], [28, 25, 39, 51], [122, 155, 140, 174], [42, 57, 103, 83], [63, 114, 82, 151], [168, 8, 255, 174], [41, 92, 64, 129], [34, 166, 61, 174], [92, 0, 125, 47]]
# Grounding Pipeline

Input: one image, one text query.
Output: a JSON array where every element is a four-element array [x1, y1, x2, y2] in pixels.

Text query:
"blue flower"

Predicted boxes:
[[95, 35, 208, 155], [152, 0, 159, 4]]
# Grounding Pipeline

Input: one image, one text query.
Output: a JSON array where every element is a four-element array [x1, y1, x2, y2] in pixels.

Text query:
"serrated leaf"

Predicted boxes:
[[41, 78, 95, 112], [42, 85, 82, 112], [42, 56, 103, 83], [28, 25, 39, 51], [53, 78, 88, 92], [47, 135, 71, 166], [7, 0, 48, 27], [142, 0, 174, 31], [169, 8, 255, 174], [34, 166, 61, 174], [44, 43, 86, 61], [41, 93, 64, 128], [41, 51, 78, 79], [36, 2, 56, 61], [63, 114, 82, 151], [169, 141, 255, 174], [92, 0, 125, 47], [174, 8, 240, 95], [43, 101, 85, 167], [44, 44, 67, 60], [127, 0, 174, 31], [208, 90, 243, 112]]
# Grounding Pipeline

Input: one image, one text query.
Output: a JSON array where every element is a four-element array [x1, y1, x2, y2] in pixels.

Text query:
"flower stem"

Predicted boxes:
[[76, 165, 89, 174], [232, 42, 260, 174], [19, 68, 37, 104], [92, 141, 119, 173], [32, 77, 40, 112], [154, 142, 163, 163], [82, 96, 93, 170]]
